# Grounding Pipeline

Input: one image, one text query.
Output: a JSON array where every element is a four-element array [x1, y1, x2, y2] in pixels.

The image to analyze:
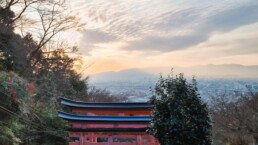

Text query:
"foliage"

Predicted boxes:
[[0, 72, 30, 116], [30, 47, 88, 103], [19, 102, 69, 145], [147, 73, 212, 145], [0, 6, 30, 72], [0, 72, 30, 145], [210, 91, 258, 145], [0, 72, 69, 145], [0, 121, 23, 145], [0, 0, 84, 74], [86, 87, 128, 102]]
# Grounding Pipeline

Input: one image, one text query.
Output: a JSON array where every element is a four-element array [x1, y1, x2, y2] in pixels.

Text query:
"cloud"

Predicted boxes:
[[78, 29, 117, 55], [75, 0, 258, 56], [208, 3, 258, 32], [154, 8, 205, 31], [80, 29, 117, 44], [125, 33, 208, 52], [123, 1, 258, 52], [214, 37, 258, 56]]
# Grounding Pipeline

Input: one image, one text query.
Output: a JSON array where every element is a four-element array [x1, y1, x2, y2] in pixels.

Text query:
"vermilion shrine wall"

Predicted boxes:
[[58, 98, 159, 145]]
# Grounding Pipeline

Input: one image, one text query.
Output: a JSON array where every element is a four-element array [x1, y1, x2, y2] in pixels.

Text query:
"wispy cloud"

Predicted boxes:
[[80, 29, 117, 44], [68, 0, 258, 71], [124, 1, 258, 52]]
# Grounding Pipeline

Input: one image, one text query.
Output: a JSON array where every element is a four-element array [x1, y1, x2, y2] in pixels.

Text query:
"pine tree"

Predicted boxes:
[[147, 73, 211, 145]]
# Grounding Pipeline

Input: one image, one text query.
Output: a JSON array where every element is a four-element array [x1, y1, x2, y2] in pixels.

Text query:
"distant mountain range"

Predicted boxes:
[[144, 64, 258, 78], [89, 68, 155, 83], [89, 64, 258, 83]]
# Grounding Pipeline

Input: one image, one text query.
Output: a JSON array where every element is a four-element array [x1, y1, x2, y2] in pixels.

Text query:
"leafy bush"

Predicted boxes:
[[0, 72, 31, 145], [147, 73, 212, 145]]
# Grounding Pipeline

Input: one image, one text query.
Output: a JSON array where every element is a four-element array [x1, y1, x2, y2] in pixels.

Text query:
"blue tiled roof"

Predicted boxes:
[[59, 97, 153, 108], [58, 111, 151, 122]]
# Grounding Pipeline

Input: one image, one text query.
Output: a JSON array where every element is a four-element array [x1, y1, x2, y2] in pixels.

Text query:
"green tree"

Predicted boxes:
[[0, 72, 30, 145], [147, 73, 211, 145], [0, 6, 32, 72], [0, 72, 69, 145]]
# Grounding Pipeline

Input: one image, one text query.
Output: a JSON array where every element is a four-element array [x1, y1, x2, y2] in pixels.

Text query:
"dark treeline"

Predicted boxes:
[[0, 0, 126, 145]]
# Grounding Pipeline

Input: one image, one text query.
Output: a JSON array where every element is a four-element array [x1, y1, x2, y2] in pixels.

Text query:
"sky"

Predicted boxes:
[[65, 0, 258, 74]]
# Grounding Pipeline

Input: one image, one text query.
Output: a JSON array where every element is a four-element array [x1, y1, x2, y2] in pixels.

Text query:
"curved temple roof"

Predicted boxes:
[[59, 97, 153, 108], [58, 111, 151, 122]]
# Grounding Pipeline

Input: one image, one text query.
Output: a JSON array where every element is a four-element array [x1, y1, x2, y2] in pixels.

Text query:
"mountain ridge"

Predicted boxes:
[[89, 64, 258, 83]]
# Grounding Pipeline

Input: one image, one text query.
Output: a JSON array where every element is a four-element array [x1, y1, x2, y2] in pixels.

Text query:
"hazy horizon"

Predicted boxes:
[[87, 64, 258, 83], [88, 63, 258, 74]]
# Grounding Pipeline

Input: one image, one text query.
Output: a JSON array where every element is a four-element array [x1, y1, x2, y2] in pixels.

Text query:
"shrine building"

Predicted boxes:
[[58, 97, 159, 145]]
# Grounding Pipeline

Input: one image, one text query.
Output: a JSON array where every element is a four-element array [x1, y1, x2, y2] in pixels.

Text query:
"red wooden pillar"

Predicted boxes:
[[137, 135, 142, 145], [89, 133, 97, 143], [150, 135, 154, 145], [79, 136, 84, 145], [108, 135, 113, 144]]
